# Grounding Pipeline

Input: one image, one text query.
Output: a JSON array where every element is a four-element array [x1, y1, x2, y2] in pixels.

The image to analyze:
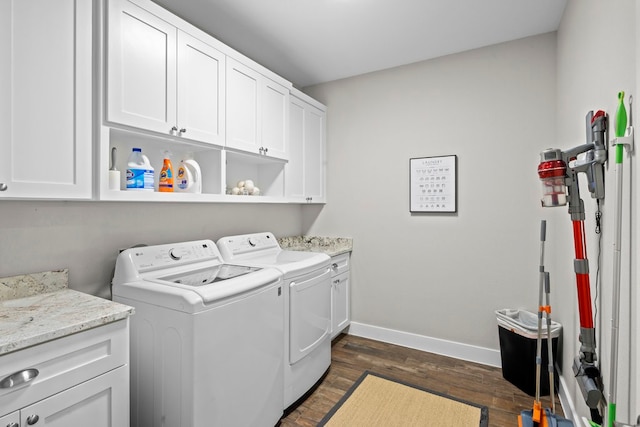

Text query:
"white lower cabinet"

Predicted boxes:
[[7, 366, 128, 427], [0, 411, 19, 427], [330, 253, 351, 338], [0, 320, 130, 427]]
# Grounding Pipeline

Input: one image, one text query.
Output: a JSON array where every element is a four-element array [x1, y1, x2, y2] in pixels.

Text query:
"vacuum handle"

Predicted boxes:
[[540, 220, 546, 242]]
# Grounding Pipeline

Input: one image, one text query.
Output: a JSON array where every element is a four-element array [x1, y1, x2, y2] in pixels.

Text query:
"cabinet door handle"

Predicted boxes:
[[332, 263, 338, 269], [0, 368, 39, 389], [179, 128, 186, 134], [26, 414, 39, 425], [170, 126, 178, 133], [7, 422, 19, 427], [0, 183, 7, 191]]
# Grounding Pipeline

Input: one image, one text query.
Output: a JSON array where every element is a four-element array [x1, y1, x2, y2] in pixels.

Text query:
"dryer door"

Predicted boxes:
[[289, 267, 331, 364]]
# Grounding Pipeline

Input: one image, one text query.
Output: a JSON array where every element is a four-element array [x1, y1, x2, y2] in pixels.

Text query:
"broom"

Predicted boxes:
[[518, 220, 573, 427]]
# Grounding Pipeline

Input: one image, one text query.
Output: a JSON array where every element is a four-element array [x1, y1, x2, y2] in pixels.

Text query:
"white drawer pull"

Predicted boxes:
[[0, 368, 39, 389]]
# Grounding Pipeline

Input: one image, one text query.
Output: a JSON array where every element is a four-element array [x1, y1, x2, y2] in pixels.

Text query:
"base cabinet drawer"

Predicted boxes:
[[330, 253, 350, 277]]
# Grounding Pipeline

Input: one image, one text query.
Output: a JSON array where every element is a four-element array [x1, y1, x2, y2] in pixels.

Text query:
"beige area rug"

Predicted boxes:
[[318, 371, 489, 427]]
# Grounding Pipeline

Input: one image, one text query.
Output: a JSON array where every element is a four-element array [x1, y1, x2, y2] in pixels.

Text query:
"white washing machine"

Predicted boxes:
[[112, 239, 284, 427], [216, 232, 332, 408]]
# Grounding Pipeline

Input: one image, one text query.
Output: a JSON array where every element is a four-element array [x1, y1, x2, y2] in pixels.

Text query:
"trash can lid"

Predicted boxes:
[[496, 308, 562, 338]]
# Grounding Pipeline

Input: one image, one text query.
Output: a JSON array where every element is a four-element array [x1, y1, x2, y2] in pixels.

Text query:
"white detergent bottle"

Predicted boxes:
[[176, 158, 202, 193], [126, 148, 155, 191]]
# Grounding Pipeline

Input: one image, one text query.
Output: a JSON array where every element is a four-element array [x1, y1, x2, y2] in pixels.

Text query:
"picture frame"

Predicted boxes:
[[409, 155, 457, 213]]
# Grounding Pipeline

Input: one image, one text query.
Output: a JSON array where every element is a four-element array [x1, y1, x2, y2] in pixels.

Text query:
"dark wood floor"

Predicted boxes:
[[280, 333, 561, 427]]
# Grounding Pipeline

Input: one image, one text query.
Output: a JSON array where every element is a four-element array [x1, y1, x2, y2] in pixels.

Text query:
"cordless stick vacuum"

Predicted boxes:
[[537, 110, 608, 424]]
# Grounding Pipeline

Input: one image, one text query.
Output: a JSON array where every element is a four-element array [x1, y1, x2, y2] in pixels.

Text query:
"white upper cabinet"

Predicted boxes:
[[286, 90, 326, 203], [0, 0, 93, 199], [106, 0, 225, 146], [226, 59, 259, 153], [226, 58, 289, 160], [177, 31, 226, 145], [106, 0, 176, 135], [304, 103, 326, 202], [261, 78, 289, 160]]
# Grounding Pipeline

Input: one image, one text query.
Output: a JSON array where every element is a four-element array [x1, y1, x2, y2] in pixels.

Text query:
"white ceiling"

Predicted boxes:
[[153, 0, 567, 88]]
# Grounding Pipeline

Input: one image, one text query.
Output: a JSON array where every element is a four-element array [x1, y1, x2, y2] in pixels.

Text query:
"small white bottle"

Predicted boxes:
[[126, 148, 154, 191]]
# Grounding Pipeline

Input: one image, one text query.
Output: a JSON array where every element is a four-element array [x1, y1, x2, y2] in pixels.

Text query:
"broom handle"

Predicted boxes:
[[544, 272, 556, 414], [535, 220, 547, 405]]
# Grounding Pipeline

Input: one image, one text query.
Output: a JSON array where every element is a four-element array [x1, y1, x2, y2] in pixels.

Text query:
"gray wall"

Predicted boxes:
[[304, 32, 557, 350], [553, 0, 638, 421], [303, 1, 639, 421], [0, 201, 302, 298]]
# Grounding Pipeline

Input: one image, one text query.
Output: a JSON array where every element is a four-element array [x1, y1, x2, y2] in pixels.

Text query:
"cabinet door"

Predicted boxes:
[[226, 58, 260, 153], [261, 79, 289, 160], [0, 0, 92, 199], [20, 365, 129, 427], [176, 30, 226, 146], [107, 0, 177, 135], [286, 95, 326, 202], [304, 104, 326, 202], [331, 271, 350, 339], [0, 411, 19, 427], [286, 96, 305, 200]]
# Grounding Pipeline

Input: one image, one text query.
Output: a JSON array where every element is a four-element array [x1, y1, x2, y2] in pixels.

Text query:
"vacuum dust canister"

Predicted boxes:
[[538, 149, 567, 207]]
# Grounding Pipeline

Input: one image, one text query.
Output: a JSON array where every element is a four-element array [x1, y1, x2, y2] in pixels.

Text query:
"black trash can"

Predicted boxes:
[[496, 309, 562, 396]]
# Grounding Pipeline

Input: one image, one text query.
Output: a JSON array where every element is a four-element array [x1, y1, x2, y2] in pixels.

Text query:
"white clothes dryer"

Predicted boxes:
[[112, 240, 284, 427], [216, 232, 332, 408]]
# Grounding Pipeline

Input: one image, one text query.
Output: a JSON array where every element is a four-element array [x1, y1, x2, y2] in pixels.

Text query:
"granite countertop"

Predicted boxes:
[[0, 270, 134, 355], [278, 236, 353, 257]]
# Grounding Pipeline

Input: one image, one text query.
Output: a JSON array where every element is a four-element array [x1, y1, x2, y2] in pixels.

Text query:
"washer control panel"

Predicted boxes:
[[125, 240, 221, 272], [216, 232, 280, 259]]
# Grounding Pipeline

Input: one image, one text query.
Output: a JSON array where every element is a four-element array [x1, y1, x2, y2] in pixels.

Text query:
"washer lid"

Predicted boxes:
[[143, 266, 282, 308], [114, 267, 282, 313], [157, 264, 262, 287]]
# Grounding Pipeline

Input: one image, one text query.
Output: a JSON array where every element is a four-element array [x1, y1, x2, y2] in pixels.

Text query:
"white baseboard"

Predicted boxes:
[[347, 321, 502, 367], [557, 373, 583, 425]]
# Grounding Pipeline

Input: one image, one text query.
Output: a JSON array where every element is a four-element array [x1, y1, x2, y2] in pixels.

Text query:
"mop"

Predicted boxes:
[[600, 92, 637, 427], [518, 220, 573, 427]]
